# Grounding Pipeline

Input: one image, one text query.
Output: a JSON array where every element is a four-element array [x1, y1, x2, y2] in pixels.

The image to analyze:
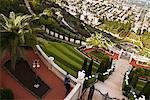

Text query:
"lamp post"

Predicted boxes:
[[33, 63, 40, 88]]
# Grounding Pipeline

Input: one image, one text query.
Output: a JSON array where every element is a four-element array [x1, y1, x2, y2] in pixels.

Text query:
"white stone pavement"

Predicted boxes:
[[84, 59, 130, 100]]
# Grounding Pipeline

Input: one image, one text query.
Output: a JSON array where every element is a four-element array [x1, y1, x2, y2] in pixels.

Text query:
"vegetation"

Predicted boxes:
[[98, 19, 131, 38], [82, 58, 87, 71], [0, 0, 149, 98], [124, 30, 150, 53], [29, 0, 91, 38], [4, 58, 50, 98], [88, 50, 109, 61], [98, 18, 150, 54], [0, 0, 28, 16], [136, 29, 141, 35], [39, 37, 111, 78], [0, 12, 38, 70], [139, 81, 150, 99], [86, 33, 112, 49], [39, 38, 99, 77], [87, 59, 93, 77], [141, 31, 150, 49], [123, 67, 150, 99], [0, 88, 14, 100]]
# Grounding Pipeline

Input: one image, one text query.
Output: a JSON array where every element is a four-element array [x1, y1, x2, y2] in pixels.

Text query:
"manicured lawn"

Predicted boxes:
[[40, 39, 99, 77]]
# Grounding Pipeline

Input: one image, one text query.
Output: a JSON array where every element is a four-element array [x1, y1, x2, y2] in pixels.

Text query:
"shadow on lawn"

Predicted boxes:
[[4, 58, 50, 98]]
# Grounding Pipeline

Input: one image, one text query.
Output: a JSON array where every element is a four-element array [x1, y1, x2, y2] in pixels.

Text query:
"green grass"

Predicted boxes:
[[145, 69, 150, 77], [40, 40, 99, 77]]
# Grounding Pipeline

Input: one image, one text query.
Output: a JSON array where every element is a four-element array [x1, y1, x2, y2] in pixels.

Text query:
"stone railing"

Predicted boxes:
[[41, 25, 86, 46], [64, 83, 81, 100], [65, 71, 85, 100]]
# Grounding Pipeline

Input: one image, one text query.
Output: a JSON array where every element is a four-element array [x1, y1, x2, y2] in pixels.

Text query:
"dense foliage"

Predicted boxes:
[[0, 0, 28, 16], [86, 33, 112, 49], [0, 88, 14, 100], [98, 19, 131, 38], [0, 12, 38, 69], [123, 68, 150, 99]]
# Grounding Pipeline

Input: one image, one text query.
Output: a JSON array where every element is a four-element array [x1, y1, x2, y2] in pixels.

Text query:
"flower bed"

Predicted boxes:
[[4, 58, 50, 98]]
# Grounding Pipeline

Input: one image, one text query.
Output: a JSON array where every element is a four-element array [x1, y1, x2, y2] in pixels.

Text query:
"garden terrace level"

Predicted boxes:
[[0, 47, 68, 99]]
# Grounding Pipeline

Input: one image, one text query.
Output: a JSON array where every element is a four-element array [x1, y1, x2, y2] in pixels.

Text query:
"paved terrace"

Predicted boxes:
[[0, 49, 66, 99]]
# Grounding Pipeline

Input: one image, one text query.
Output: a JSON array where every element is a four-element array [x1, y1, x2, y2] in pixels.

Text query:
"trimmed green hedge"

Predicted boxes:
[[0, 88, 14, 100]]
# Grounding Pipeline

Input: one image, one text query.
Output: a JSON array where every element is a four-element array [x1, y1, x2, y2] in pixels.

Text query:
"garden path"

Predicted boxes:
[[84, 59, 130, 100]]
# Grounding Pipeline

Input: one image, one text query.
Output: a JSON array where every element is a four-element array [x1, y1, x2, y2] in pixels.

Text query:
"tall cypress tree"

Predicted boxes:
[[68, 34, 70, 42], [80, 36, 82, 46], [97, 63, 102, 73], [74, 35, 76, 43], [128, 67, 134, 84], [82, 58, 87, 71], [87, 59, 93, 77], [98, 59, 106, 73]]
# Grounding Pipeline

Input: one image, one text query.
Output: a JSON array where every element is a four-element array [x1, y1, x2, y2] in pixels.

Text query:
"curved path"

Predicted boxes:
[[83, 59, 130, 100], [94, 59, 129, 99], [82, 47, 149, 100]]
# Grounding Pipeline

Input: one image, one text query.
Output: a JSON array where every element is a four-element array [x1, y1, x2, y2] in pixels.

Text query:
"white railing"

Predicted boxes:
[[41, 25, 86, 46], [64, 83, 81, 100]]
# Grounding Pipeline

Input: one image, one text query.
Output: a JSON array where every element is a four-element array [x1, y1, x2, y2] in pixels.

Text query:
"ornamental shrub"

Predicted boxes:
[[0, 88, 14, 100]]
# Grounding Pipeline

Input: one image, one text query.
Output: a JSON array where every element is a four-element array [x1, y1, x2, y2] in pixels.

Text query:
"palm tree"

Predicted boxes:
[[0, 12, 38, 70], [86, 33, 111, 50], [82, 58, 87, 71]]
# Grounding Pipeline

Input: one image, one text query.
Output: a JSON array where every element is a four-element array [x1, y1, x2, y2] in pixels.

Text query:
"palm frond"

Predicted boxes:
[[14, 16, 22, 26], [0, 14, 8, 25], [1, 11, 38, 69]]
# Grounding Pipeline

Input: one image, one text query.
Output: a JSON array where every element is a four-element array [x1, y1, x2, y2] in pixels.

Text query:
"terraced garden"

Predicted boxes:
[[39, 39, 100, 77]]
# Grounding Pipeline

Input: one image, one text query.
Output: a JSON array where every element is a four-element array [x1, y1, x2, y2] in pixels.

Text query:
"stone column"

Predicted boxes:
[[77, 70, 85, 98], [46, 28, 49, 34], [118, 48, 123, 59], [41, 25, 45, 30], [129, 52, 134, 63]]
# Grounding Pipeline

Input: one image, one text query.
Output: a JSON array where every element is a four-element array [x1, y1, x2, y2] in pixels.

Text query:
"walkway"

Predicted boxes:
[[0, 49, 66, 99], [84, 59, 130, 100]]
